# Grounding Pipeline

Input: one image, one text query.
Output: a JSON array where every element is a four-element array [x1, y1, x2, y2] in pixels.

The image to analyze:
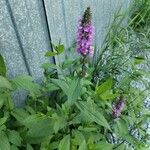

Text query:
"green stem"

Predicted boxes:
[[113, 141, 125, 149], [81, 56, 86, 77]]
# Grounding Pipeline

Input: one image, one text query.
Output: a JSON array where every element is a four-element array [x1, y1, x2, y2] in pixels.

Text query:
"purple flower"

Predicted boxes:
[[76, 7, 94, 57], [112, 99, 125, 119]]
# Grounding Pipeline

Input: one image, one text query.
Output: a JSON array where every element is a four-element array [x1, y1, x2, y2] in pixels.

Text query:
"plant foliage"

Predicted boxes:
[[0, 1, 150, 149]]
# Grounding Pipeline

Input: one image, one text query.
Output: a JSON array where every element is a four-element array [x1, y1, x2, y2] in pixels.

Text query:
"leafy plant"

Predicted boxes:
[[0, 1, 149, 150]]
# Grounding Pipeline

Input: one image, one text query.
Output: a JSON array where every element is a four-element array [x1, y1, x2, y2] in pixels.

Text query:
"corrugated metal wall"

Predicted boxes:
[[0, 0, 53, 80], [0, 0, 131, 105]]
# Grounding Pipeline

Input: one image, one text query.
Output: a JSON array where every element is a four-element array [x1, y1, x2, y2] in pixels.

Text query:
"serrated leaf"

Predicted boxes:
[[48, 141, 59, 149], [79, 140, 87, 150], [114, 119, 128, 137], [23, 114, 54, 137], [95, 141, 113, 150], [41, 63, 60, 70], [56, 44, 64, 54], [0, 54, 6, 76], [26, 136, 47, 144], [40, 135, 53, 149], [0, 94, 7, 107], [0, 117, 7, 126], [62, 60, 74, 70], [52, 113, 67, 134], [5, 94, 14, 110], [46, 83, 60, 91], [100, 90, 119, 100], [8, 130, 22, 146], [72, 131, 85, 146], [67, 78, 81, 107], [0, 131, 10, 150], [51, 78, 69, 96], [11, 108, 30, 123], [58, 135, 70, 150], [96, 78, 113, 94], [76, 101, 111, 130], [27, 144, 34, 150], [45, 51, 57, 57], [0, 98, 4, 109], [45, 44, 64, 57], [10, 145, 19, 150], [0, 76, 12, 90], [0, 124, 6, 131], [11, 75, 40, 94]]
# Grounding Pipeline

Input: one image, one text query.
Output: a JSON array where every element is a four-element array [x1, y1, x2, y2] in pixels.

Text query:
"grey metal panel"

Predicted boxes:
[[0, 0, 29, 106], [61, 0, 82, 59], [0, 0, 28, 77], [8, 0, 53, 80], [61, 0, 81, 47], [44, 0, 67, 64], [0, 0, 53, 106]]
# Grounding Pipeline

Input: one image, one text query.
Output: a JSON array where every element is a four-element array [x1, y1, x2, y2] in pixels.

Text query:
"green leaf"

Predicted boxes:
[[40, 135, 53, 149], [11, 108, 30, 123], [95, 141, 113, 150], [46, 83, 60, 91], [51, 79, 69, 96], [27, 144, 34, 150], [23, 114, 54, 137], [0, 54, 6, 76], [26, 137, 47, 144], [52, 78, 81, 107], [0, 76, 12, 90], [0, 125, 6, 131], [4, 94, 14, 110], [67, 78, 81, 107], [72, 131, 85, 147], [79, 140, 87, 150], [8, 130, 22, 146], [0, 97, 4, 109], [41, 63, 60, 70], [45, 51, 57, 57], [113, 143, 126, 150], [96, 78, 113, 94], [0, 117, 7, 126], [134, 56, 145, 64], [11, 75, 40, 94], [56, 44, 64, 54], [58, 135, 70, 150], [45, 44, 64, 57], [10, 145, 19, 150], [100, 90, 119, 100], [76, 101, 111, 130], [114, 119, 128, 137], [48, 141, 59, 149], [0, 131, 10, 150], [62, 60, 74, 70], [139, 70, 150, 78], [122, 134, 138, 147], [52, 113, 67, 134]]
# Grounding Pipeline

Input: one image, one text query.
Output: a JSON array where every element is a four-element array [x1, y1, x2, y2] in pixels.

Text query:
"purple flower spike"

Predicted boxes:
[[112, 98, 125, 119], [76, 7, 94, 57]]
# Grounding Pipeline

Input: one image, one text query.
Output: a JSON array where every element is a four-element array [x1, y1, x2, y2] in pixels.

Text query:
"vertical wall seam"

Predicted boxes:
[[42, 0, 56, 65], [5, 0, 31, 75], [61, 0, 69, 57]]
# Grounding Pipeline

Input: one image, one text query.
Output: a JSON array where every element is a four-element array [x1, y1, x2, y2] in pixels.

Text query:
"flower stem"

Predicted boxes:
[[81, 56, 86, 77]]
